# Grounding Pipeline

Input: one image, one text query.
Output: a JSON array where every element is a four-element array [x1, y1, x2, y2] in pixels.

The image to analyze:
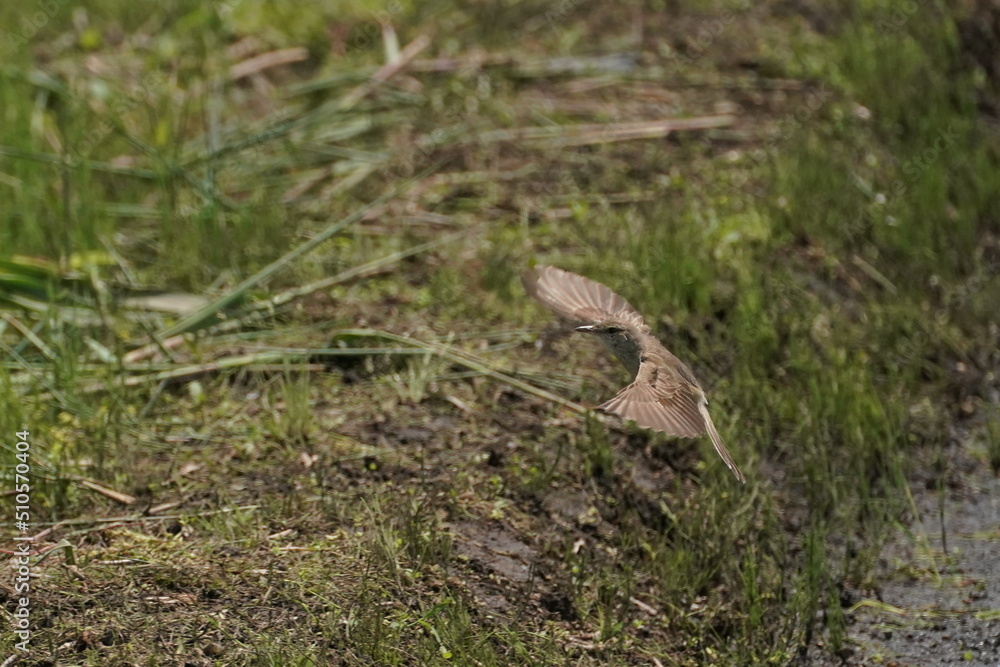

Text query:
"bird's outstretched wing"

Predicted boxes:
[[522, 265, 644, 327], [598, 357, 746, 483]]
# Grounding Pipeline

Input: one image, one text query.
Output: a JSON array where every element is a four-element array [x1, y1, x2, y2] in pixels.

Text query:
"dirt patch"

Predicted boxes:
[[819, 437, 1000, 666], [450, 519, 539, 585], [448, 517, 581, 624]]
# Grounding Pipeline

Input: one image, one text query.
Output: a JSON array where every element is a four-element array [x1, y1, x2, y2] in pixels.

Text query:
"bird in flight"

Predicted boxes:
[[523, 264, 745, 483]]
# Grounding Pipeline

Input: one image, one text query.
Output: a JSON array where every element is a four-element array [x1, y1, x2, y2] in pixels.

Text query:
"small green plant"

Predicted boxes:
[[384, 350, 445, 404]]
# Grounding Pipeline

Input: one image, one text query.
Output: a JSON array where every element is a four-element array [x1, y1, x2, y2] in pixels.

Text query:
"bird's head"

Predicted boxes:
[[575, 319, 644, 377], [574, 319, 637, 341]]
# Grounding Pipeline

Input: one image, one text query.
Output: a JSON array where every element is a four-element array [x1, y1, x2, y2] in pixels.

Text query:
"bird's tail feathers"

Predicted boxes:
[[698, 402, 746, 484]]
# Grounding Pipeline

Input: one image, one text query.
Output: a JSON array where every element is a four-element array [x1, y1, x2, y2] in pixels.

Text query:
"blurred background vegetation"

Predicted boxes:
[[1, 0, 999, 664]]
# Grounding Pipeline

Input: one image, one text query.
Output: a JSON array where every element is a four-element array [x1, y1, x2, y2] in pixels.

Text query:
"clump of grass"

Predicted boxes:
[[266, 368, 316, 446], [581, 412, 615, 481], [986, 410, 1000, 474]]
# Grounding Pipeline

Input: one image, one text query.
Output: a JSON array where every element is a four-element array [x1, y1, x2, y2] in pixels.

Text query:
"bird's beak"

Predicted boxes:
[[575, 325, 597, 334]]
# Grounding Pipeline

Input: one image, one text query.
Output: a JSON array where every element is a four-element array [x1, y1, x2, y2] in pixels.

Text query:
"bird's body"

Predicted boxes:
[[523, 265, 746, 483]]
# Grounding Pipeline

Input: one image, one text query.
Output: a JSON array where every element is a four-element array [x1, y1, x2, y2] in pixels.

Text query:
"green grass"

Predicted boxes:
[[1, 0, 998, 664]]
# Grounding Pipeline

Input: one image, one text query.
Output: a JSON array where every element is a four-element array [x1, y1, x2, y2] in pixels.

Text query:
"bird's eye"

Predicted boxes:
[[605, 326, 622, 334]]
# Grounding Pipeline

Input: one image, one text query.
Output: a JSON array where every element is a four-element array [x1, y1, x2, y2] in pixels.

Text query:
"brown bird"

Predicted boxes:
[[523, 264, 746, 483]]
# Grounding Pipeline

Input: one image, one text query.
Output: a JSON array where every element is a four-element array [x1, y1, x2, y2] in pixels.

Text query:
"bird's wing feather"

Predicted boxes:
[[597, 360, 705, 437], [598, 358, 747, 482], [523, 265, 644, 327]]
